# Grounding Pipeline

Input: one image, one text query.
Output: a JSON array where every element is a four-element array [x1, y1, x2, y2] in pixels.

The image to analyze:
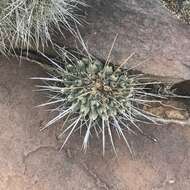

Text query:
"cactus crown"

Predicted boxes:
[[61, 58, 135, 121], [35, 50, 164, 154]]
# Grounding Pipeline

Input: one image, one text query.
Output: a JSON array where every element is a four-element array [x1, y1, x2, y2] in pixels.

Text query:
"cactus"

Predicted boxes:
[[33, 48, 166, 155], [0, 0, 85, 52]]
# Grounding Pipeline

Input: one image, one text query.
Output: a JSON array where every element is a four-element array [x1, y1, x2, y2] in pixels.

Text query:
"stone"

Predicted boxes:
[[63, 0, 190, 81], [0, 57, 190, 190]]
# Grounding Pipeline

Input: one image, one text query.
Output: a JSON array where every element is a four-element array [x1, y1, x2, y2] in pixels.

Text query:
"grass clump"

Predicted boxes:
[[162, 0, 190, 23], [0, 0, 85, 53], [33, 48, 166, 155], [181, 1, 190, 23]]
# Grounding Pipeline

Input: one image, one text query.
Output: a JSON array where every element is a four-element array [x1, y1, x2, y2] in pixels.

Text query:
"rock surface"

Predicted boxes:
[[1, 0, 190, 189], [63, 0, 190, 81], [1, 58, 190, 189]]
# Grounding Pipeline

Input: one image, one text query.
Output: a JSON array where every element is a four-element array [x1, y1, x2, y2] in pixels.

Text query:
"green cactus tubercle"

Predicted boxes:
[[49, 58, 137, 121]]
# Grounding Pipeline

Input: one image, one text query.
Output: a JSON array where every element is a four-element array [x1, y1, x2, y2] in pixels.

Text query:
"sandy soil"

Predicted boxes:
[[0, 57, 190, 190]]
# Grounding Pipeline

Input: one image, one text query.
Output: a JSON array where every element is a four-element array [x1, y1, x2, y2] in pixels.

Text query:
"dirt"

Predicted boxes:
[[144, 100, 189, 121], [0, 57, 190, 190]]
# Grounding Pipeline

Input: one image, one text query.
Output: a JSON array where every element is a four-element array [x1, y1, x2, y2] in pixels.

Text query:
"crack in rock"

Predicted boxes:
[[82, 163, 112, 190], [23, 146, 57, 161], [22, 146, 57, 174]]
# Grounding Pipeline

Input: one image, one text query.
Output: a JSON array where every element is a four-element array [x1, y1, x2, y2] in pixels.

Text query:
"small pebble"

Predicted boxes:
[[168, 178, 175, 184]]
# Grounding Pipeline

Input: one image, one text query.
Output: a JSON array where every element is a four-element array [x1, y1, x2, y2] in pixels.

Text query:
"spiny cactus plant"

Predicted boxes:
[[0, 0, 85, 53], [33, 48, 168, 155]]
